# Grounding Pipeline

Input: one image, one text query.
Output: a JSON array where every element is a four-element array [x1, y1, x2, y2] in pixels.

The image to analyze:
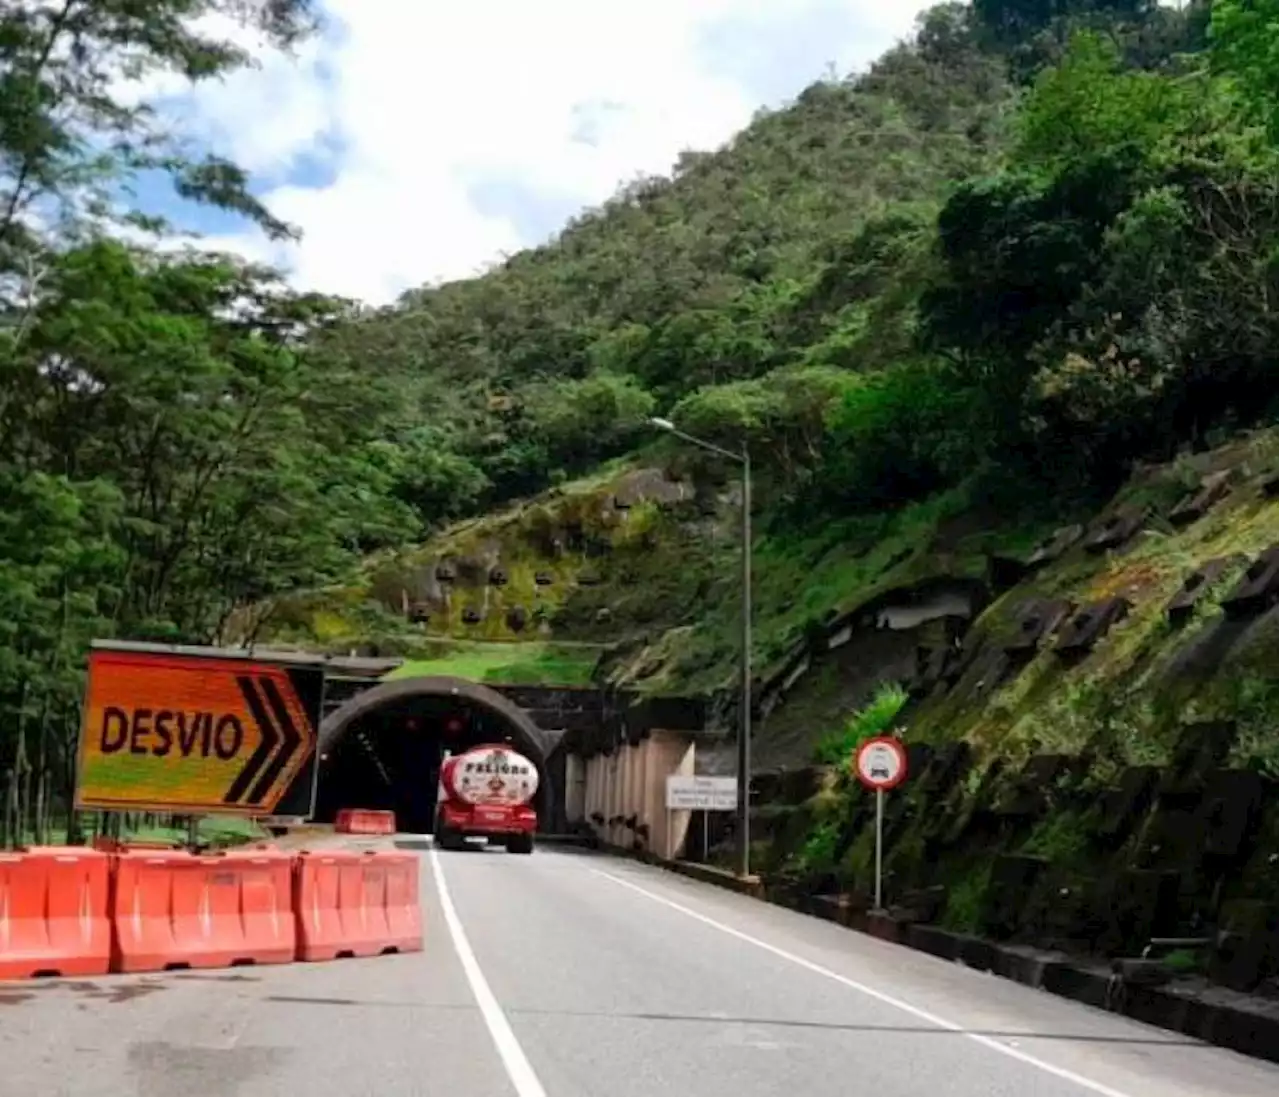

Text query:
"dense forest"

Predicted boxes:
[[0, 0, 1276, 836]]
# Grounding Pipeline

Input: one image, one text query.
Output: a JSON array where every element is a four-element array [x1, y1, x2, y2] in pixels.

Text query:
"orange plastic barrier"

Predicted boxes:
[[91, 837, 179, 853], [334, 808, 397, 836], [0, 847, 111, 980], [111, 849, 296, 973], [294, 849, 423, 962]]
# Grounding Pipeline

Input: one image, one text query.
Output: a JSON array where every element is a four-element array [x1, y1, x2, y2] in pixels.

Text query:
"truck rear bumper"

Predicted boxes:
[[445, 825, 534, 839], [437, 807, 537, 840]]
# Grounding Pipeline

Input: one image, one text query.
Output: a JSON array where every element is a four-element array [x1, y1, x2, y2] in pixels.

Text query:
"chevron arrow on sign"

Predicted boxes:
[[226, 675, 306, 807]]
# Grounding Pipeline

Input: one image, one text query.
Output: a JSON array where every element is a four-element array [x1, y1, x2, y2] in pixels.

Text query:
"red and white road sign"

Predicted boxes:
[[853, 736, 908, 791]]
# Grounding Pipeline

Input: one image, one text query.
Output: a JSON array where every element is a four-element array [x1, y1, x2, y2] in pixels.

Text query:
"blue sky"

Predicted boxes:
[[128, 0, 932, 304]]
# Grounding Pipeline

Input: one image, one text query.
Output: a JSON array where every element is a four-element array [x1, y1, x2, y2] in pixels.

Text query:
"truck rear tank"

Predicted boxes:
[[434, 743, 539, 854]]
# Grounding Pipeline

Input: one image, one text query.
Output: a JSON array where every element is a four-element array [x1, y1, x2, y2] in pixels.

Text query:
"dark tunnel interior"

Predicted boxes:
[[314, 695, 536, 834]]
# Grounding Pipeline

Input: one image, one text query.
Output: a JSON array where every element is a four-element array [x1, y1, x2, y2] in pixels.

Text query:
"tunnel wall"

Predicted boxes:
[[578, 731, 697, 856]]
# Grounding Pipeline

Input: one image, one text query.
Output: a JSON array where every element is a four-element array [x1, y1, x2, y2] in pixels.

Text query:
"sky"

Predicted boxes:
[[127, 0, 935, 306]]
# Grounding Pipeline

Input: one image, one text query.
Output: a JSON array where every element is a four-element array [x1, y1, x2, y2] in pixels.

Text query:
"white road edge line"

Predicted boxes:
[[430, 846, 548, 1097], [592, 865, 1135, 1097]]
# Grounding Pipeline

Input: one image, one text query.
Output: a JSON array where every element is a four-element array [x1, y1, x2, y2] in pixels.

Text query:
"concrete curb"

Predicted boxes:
[[594, 841, 1278, 1064]]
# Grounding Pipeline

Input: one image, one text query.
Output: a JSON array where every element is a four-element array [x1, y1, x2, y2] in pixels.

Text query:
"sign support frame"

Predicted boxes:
[[304, 671, 329, 822]]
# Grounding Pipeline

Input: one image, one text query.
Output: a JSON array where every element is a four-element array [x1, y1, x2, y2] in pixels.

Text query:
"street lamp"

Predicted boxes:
[[649, 416, 753, 880]]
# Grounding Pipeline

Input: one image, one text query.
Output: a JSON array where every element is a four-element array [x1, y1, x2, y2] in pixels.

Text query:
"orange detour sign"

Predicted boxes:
[[75, 644, 323, 817]]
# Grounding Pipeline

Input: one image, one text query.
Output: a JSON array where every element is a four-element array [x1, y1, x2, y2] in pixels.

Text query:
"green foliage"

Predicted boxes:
[[920, 27, 1275, 489], [670, 365, 862, 486], [972, 0, 1152, 49], [941, 869, 989, 932], [523, 371, 656, 477], [1020, 812, 1090, 862], [386, 642, 601, 688], [815, 684, 909, 765], [0, 241, 417, 840], [1208, 0, 1280, 140], [809, 359, 973, 511], [389, 427, 493, 530], [798, 816, 842, 873], [1014, 32, 1220, 171]]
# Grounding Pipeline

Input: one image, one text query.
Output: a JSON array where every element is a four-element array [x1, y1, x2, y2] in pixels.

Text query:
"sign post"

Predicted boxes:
[[853, 735, 908, 912], [75, 642, 324, 819]]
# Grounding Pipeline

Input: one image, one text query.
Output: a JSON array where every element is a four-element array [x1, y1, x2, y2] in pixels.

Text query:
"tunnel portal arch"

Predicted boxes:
[[317, 675, 557, 824]]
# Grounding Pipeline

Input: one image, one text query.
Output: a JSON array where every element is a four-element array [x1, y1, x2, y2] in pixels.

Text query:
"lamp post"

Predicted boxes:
[[649, 417, 752, 879]]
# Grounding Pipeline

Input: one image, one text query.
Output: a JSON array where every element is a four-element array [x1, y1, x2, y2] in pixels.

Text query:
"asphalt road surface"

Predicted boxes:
[[1, 842, 1273, 1097]]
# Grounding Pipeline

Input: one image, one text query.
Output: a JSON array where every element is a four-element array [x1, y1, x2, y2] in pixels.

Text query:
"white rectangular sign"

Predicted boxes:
[[665, 775, 737, 811]]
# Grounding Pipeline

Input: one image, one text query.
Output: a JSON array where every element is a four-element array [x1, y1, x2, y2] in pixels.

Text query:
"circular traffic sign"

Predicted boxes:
[[854, 736, 908, 791]]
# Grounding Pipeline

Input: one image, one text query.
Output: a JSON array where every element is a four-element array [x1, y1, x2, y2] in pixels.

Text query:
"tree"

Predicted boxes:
[[0, 240, 418, 834], [0, 467, 119, 843], [524, 371, 656, 473], [1014, 32, 1219, 172], [1208, 0, 1280, 140], [5, 241, 412, 630], [669, 365, 862, 486], [0, 0, 319, 267], [809, 359, 971, 511]]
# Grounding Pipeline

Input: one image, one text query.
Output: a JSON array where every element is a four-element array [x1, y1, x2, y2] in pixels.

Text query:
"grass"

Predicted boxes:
[[649, 478, 1068, 697], [636, 487, 978, 696], [940, 868, 989, 932], [908, 440, 1279, 768], [9, 813, 266, 850], [384, 638, 602, 686]]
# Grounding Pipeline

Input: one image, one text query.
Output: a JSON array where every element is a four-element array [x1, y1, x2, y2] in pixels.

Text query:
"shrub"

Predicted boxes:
[[815, 682, 909, 765]]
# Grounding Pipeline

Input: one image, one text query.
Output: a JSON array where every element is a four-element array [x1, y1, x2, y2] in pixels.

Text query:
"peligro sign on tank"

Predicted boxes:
[[445, 745, 539, 807]]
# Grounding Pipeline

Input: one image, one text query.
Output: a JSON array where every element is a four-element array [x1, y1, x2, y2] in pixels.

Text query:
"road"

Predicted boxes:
[[0, 842, 1272, 1097]]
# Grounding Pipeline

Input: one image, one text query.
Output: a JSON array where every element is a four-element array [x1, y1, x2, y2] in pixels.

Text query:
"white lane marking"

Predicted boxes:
[[429, 847, 548, 1097], [592, 866, 1135, 1097]]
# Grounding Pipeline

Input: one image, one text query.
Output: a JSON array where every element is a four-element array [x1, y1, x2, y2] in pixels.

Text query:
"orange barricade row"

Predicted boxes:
[[334, 808, 397, 836], [0, 847, 112, 980], [294, 849, 423, 962], [111, 849, 297, 974], [1, 843, 422, 982]]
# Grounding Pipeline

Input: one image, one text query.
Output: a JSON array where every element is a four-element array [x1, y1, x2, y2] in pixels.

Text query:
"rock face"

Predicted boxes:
[[275, 463, 711, 648], [754, 717, 1277, 997], [739, 432, 1278, 1002]]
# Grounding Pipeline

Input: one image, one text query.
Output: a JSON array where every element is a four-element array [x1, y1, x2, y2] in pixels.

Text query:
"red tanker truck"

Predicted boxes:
[[434, 743, 539, 854]]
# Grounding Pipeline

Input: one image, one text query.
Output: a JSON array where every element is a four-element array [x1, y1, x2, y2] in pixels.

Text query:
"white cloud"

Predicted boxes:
[[143, 0, 932, 304]]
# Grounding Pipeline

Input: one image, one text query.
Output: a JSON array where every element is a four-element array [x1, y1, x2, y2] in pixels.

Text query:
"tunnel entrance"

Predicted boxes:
[[314, 677, 554, 833]]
